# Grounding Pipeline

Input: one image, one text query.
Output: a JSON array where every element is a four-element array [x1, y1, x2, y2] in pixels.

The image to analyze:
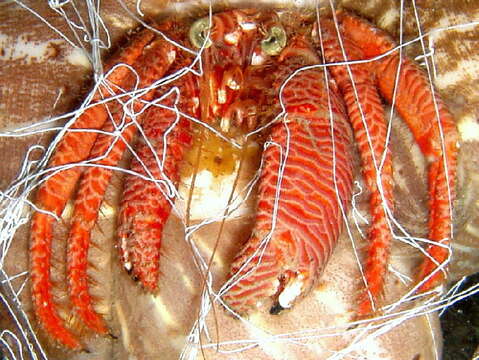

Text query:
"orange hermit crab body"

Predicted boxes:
[[29, 8, 457, 349]]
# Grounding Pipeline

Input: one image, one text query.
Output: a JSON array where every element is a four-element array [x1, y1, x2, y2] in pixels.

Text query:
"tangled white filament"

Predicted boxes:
[[1, 1, 479, 360]]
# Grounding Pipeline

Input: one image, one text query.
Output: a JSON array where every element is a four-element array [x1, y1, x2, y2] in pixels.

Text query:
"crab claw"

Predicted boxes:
[[223, 36, 354, 315], [225, 230, 319, 314]]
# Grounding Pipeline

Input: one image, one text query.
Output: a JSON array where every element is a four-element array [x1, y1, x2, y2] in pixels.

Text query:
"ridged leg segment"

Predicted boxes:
[[117, 74, 196, 291], [320, 18, 395, 315]]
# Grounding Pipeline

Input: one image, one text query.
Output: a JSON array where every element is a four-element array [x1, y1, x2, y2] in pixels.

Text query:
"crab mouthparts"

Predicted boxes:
[[201, 64, 262, 132]]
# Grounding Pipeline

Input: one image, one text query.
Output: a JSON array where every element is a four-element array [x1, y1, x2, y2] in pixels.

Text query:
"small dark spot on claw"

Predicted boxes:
[[82, 347, 92, 354], [108, 332, 118, 340], [270, 302, 284, 315], [214, 156, 222, 164], [346, 322, 359, 331]]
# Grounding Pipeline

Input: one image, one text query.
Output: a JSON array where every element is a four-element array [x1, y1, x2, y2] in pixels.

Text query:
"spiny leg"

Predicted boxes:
[[66, 39, 177, 333], [223, 38, 354, 314], [66, 112, 136, 335], [320, 17, 395, 315], [30, 28, 157, 349], [118, 74, 196, 291], [377, 55, 457, 291], [338, 12, 458, 295]]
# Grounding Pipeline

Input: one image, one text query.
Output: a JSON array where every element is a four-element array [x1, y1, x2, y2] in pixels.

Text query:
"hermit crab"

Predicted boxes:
[[29, 8, 458, 350]]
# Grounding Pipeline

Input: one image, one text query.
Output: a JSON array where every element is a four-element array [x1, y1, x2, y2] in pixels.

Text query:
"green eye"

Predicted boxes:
[[261, 26, 287, 55], [189, 17, 213, 49]]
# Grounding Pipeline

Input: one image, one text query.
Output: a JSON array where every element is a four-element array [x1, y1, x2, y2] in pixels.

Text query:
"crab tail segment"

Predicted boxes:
[[339, 12, 458, 291], [117, 73, 196, 291], [67, 39, 176, 332], [224, 37, 354, 314], [320, 18, 395, 315], [30, 29, 157, 348]]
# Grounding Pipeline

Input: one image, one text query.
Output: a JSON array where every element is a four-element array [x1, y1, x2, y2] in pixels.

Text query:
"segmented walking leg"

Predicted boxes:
[[30, 29, 157, 349], [118, 74, 196, 291], [223, 37, 354, 313], [320, 18, 395, 315], [66, 38, 176, 333], [377, 56, 457, 291], [337, 12, 458, 298], [66, 114, 132, 335]]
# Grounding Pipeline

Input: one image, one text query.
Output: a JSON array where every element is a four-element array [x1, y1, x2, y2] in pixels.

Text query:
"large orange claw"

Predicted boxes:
[[224, 36, 355, 314]]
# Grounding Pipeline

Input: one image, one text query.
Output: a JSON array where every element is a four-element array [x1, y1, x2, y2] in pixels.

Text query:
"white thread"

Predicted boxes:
[[1, 1, 478, 360]]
